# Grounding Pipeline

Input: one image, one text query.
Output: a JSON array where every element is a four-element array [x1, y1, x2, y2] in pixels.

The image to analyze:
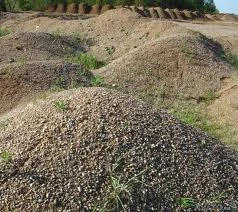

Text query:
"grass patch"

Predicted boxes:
[[177, 197, 197, 209], [68, 53, 105, 70], [0, 28, 10, 37], [90, 76, 105, 87], [170, 105, 232, 141], [0, 150, 12, 164], [53, 100, 68, 112], [180, 43, 197, 59], [93, 153, 148, 211], [0, 120, 10, 133], [222, 52, 238, 69]]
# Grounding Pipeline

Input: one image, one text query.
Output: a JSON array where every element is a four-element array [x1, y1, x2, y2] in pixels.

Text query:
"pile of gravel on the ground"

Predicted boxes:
[[0, 88, 237, 211], [95, 31, 234, 106], [0, 31, 84, 64], [0, 61, 92, 114]]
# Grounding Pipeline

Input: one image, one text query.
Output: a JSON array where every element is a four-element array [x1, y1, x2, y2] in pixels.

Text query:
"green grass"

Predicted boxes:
[[93, 152, 148, 211], [53, 100, 68, 112], [180, 43, 197, 59], [90, 76, 105, 87], [68, 53, 105, 70], [0, 28, 10, 37], [177, 197, 197, 209], [0, 150, 12, 164], [223, 52, 238, 69], [0, 120, 10, 133]]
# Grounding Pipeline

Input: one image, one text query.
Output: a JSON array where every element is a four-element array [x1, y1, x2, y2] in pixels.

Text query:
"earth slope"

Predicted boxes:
[[0, 88, 237, 211]]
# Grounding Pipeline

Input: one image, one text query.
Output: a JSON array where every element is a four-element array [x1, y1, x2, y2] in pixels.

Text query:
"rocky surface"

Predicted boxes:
[[0, 88, 237, 211]]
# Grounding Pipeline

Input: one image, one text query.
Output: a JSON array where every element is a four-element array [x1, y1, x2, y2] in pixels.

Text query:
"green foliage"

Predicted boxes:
[[177, 197, 197, 209], [90, 75, 104, 87], [0, 120, 10, 133], [2, 0, 218, 13], [53, 100, 68, 111], [223, 52, 238, 69], [68, 53, 104, 70], [0, 28, 10, 37], [0, 150, 12, 164]]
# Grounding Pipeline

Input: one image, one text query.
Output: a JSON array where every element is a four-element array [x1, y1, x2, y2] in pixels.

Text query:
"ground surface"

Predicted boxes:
[[0, 9, 238, 211]]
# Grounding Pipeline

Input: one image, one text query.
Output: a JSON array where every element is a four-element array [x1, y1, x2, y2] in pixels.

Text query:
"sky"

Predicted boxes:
[[214, 0, 238, 14]]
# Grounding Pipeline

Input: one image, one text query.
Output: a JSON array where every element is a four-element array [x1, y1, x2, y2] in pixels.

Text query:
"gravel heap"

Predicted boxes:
[[0, 32, 84, 64], [95, 30, 234, 105], [0, 88, 237, 211], [0, 61, 92, 114]]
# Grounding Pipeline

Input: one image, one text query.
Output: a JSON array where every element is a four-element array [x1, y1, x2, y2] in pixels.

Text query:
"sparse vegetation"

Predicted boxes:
[[93, 154, 148, 211], [0, 28, 10, 37], [68, 53, 105, 70], [105, 46, 115, 56], [0, 120, 10, 133], [180, 43, 197, 59], [0, 150, 12, 164], [90, 76, 105, 87], [51, 76, 66, 92], [170, 104, 237, 148], [223, 52, 238, 69], [53, 100, 68, 111], [177, 197, 197, 209]]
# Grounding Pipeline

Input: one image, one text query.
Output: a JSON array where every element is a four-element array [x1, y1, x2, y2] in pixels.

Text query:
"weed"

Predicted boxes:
[[105, 46, 115, 56], [178, 197, 197, 209], [180, 43, 197, 59], [52, 28, 62, 39], [0, 28, 10, 37], [90, 76, 104, 87], [53, 100, 68, 112], [19, 55, 28, 64], [72, 32, 83, 41], [0, 150, 12, 164], [51, 76, 66, 92], [199, 91, 218, 104], [222, 52, 238, 69], [0, 120, 10, 133], [68, 53, 105, 70], [93, 152, 148, 211]]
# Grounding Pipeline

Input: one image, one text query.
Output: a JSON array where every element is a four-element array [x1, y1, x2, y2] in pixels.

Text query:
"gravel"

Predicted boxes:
[[0, 87, 237, 211]]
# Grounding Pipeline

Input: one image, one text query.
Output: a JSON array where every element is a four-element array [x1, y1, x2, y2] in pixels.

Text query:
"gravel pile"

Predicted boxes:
[[0, 61, 92, 114], [0, 32, 84, 64], [95, 30, 234, 106], [0, 88, 237, 211]]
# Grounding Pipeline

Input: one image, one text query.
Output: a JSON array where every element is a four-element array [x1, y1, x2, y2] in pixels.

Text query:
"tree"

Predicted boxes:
[[0, 0, 6, 11]]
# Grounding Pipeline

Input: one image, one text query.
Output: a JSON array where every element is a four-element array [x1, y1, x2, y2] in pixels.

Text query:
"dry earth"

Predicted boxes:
[[0, 8, 238, 211]]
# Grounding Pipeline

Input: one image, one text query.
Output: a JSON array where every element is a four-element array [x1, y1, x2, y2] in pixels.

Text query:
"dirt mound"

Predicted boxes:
[[208, 76, 238, 146], [173, 9, 186, 20], [46, 4, 57, 13], [0, 32, 84, 64], [0, 61, 92, 114], [130, 6, 145, 17], [78, 3, 90, 14], [101, 4, 113, 14], [165, 8, 176, 19], [55, 4, 67, 13], [221, 14, 238, 22], [155, 7, 168, 19], [0, 87, 237, 211], [148, 8, 159, 18], [90, 4, 101, 15], [183, 10, 195, 19], [66, 3, 78, 14], [95, 31, 233, 105]]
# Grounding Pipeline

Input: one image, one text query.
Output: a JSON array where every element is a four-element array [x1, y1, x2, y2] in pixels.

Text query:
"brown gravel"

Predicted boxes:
[[0, 31, 84, 64], [94, 30, 234, 106], [0, 87, 237, 211], [0, 61, 92, 114]]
